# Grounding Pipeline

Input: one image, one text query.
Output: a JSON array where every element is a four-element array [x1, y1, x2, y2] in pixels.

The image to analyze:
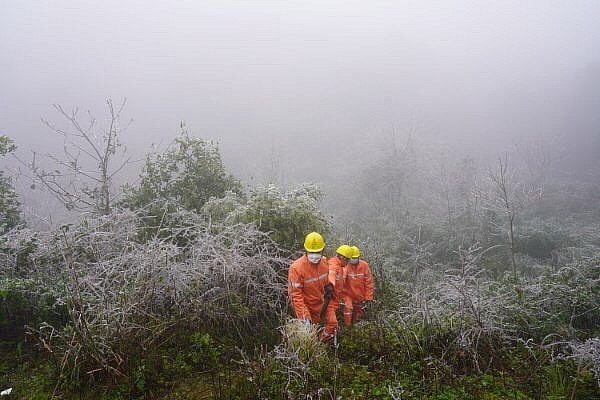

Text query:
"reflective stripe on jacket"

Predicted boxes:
[[288, 255, 329, 320], [343, 259, 373, 301]]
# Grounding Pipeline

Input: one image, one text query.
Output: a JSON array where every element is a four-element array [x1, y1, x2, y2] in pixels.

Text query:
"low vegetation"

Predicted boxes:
[[1, 131, 599, 399]]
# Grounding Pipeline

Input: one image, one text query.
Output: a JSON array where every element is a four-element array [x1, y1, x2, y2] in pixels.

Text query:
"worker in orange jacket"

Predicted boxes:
[[288, 232, 330, 324], [322, 244, 354, 341], [342, 246, 374, 326]]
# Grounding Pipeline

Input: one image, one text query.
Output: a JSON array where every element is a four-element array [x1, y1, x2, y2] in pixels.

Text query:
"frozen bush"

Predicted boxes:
[[569, 338, 600, 385], [18, 208, 288, 384]]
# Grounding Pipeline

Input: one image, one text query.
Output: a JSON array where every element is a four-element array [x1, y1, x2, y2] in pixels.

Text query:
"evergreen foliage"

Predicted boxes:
[[203, 183, 330, 253], [122, 129, 243, 213], [0, 135, 21, 232]]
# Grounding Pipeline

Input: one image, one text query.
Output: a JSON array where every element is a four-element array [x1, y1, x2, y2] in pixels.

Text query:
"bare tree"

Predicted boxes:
[[486, 154, 542, 282], [23, 99, 132, 215]]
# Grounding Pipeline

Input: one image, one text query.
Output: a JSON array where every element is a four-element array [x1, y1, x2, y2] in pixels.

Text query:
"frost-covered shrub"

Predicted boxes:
[[203, 183, 330, 254], [0, 227, 38, 276], [390, 245, 519, 372], [569, 338, 600, 385], [384, 244, 600, 377], [0, 135, 21, 233], [514, 219, 574, 260], [15, 208, 288, 385], [0, 227, 67, 340], [517, 259, 600, 339]]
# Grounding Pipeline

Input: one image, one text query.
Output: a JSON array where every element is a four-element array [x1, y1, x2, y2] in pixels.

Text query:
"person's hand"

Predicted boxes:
[[362, 300, 373, 312]]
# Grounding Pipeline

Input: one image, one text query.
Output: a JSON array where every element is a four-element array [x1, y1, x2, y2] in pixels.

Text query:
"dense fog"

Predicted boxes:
[[3, 3, 600, 398], [1, 1, 600, 225]]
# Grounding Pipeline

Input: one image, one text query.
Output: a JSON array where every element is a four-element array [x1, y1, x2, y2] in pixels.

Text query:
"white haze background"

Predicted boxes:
[[1, 0, 599, 224]]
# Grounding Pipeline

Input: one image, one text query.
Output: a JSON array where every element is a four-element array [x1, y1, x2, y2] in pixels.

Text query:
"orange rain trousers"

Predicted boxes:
[[323, 256, 347, 340], [342, 259, 374, 326], [342, 295, 365, 326]]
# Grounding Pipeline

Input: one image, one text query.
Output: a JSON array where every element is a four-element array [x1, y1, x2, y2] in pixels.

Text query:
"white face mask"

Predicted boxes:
[[307, 253, 322, 264], [349, 258, 359, 266]]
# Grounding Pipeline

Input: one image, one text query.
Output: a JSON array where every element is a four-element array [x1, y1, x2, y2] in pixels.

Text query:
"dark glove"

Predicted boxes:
[[362, 300, 373, 313], [324, 283, 333, 300]]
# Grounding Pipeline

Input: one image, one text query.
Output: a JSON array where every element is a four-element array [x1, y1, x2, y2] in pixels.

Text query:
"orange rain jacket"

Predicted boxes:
[[342, 259, 374, 326], [343, 259, 373, 301], [288, 254, 329, 322]]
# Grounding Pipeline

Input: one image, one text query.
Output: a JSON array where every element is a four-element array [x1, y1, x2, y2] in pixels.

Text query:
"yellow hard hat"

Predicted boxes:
[[336, 244, 354, 259], [304, 232, 325, 252], [350, 246, 360, 258]]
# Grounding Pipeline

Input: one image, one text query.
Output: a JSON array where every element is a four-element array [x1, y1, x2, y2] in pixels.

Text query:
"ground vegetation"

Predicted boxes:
[[1, 131, 599, 399]]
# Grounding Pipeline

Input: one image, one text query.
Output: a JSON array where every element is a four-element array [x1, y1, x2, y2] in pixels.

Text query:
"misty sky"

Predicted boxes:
[[2, 0, 600, 197]]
